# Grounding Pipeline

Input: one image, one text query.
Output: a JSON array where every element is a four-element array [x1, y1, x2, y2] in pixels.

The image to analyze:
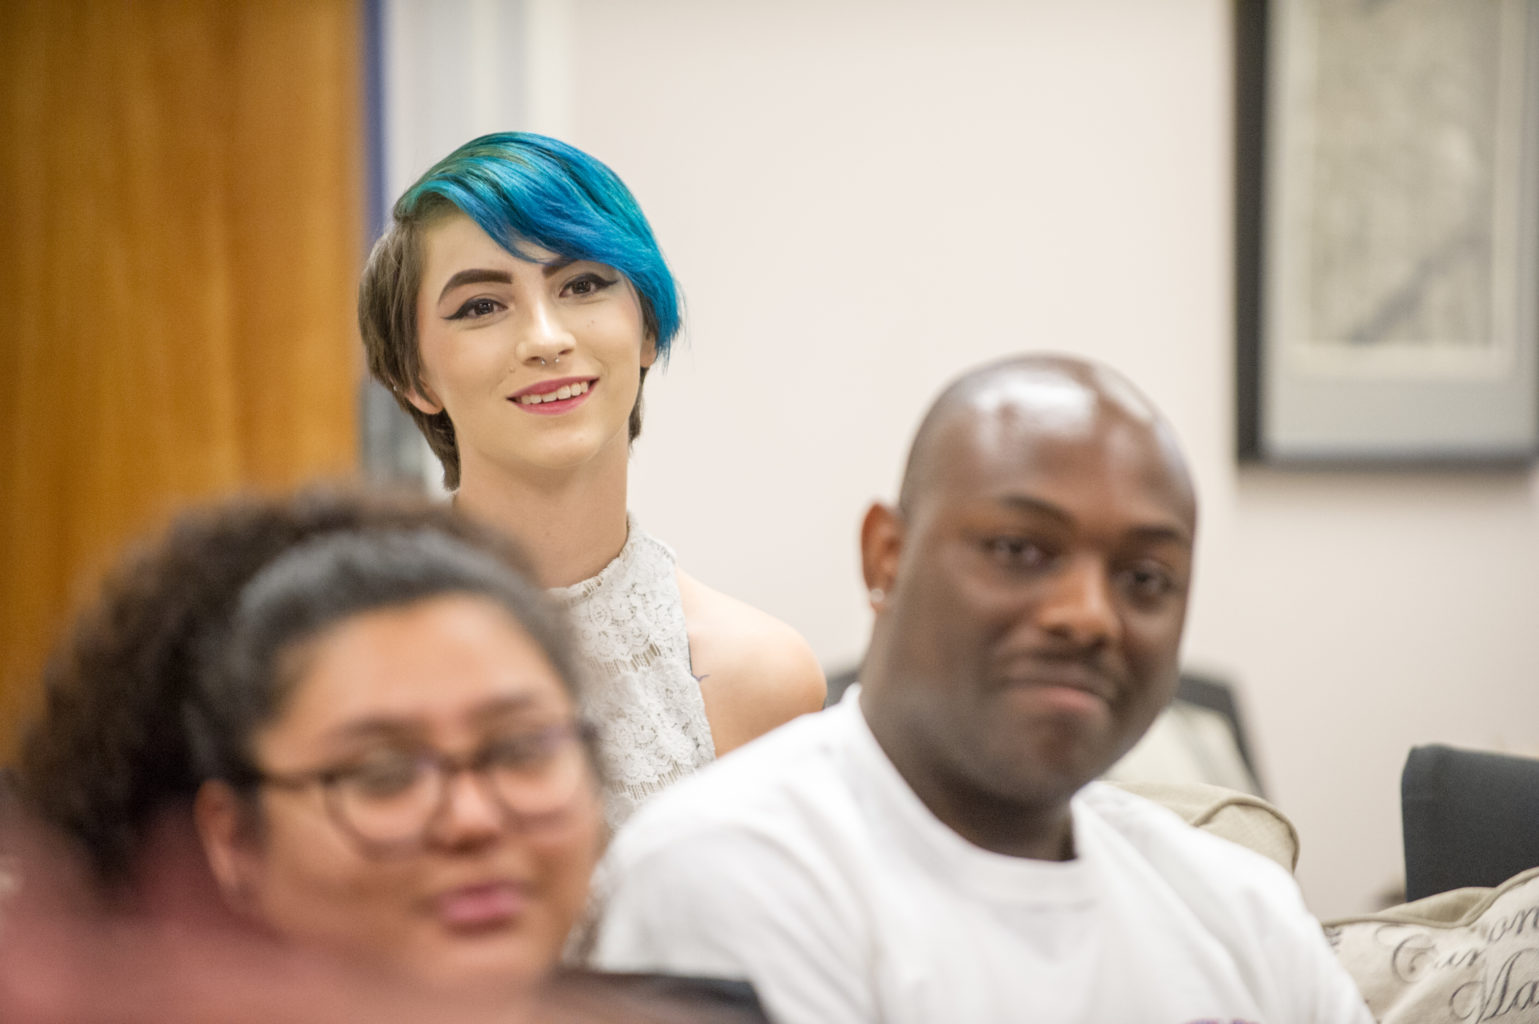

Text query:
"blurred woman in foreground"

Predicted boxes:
[[186, 519, 601, 990], [3, 491, 764, 1020]]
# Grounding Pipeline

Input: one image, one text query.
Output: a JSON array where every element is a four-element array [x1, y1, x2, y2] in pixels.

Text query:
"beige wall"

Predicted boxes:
[[386, 0, 1539, 918]]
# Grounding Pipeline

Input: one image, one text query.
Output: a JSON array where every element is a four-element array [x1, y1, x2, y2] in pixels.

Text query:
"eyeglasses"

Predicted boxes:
[[252, 721, 596, 857]]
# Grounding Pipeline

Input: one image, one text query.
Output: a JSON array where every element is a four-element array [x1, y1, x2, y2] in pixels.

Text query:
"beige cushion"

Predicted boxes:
[[1324, 866, 1539, 1023], [1105, 702, 1263, 797], [1106, 779, 1300, 873]]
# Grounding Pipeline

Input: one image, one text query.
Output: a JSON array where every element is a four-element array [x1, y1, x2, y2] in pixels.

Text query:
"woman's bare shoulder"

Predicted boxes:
[[675, 568, 827, 757]]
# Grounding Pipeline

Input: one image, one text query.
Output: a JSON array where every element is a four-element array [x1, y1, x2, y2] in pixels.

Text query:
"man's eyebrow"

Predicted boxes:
[[1125, 524, 1194, 547], [437, 268, 511, 303], [997, 494, 1072, 524], [996, 494, 1193, 545]]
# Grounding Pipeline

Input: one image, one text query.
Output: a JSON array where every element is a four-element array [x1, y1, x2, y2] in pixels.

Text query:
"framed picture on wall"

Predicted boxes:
[[1236, 0, 1539, 465]]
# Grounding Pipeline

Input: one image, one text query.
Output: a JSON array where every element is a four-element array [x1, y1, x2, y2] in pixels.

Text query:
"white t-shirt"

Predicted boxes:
[[591, 695, 1372, 1024]]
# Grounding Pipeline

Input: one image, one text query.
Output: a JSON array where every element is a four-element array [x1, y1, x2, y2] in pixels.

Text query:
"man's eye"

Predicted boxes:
[[983, 537, 1051, 568], [448, 297, 503, 320], [1119, 564, 1178, 601]]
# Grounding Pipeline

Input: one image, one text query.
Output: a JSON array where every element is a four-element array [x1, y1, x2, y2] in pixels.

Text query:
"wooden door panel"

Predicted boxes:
[[0, 0, 363, 750]]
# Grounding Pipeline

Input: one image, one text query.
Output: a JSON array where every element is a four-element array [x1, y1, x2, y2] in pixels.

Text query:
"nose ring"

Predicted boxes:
[[538, 356, 562, 367]]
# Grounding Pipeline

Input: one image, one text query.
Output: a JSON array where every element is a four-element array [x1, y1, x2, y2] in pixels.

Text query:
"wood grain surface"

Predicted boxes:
[[0, 0, 364, 754]]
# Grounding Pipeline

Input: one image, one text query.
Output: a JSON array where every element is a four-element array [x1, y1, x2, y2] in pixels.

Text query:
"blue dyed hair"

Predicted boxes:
[[359, 132, 682, 489], [401, 132, 680, 352]]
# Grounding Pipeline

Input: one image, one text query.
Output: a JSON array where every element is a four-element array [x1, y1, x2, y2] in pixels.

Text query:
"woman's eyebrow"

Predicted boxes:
[[323, 716, 422, 744], [469, 694, 557, 726], [321, 695, 551, 741], [436, 268, 512, 303]]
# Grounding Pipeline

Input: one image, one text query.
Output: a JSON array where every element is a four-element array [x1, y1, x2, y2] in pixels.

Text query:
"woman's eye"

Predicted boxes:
[[344, 757, 422, 798], [482, 732, 557, 772], [563, 274, 615, 298], [448, 297, 503, 320]]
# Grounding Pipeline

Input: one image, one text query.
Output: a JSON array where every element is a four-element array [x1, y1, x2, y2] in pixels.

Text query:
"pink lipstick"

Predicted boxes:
[[508, 376, 596, 415], [435, 882, 528, 932]]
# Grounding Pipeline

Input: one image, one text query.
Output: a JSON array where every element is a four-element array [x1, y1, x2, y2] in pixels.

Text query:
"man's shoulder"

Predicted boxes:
[[609, 701, 860, 861], [1078, 781, 1307, 909]]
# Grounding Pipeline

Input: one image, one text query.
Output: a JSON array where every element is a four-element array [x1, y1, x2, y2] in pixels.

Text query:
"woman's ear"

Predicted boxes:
[[640, 332, 658, 370], [193, 780, 263, 917], [403, 381, 444, 416]]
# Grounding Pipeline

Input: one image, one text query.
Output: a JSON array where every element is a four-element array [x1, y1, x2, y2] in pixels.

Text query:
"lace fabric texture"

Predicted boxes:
[[551, 519, 715, 830]]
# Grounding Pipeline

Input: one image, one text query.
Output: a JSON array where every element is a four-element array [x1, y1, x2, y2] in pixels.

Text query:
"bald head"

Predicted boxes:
[[897, 354, 1195, 523]]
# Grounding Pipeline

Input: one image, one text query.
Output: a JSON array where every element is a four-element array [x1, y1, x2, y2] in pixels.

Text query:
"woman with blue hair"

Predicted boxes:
[[359, 133, 824, 829]]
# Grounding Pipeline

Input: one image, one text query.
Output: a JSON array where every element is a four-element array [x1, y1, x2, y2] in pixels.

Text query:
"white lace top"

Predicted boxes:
[[551, 519, 715, 830]]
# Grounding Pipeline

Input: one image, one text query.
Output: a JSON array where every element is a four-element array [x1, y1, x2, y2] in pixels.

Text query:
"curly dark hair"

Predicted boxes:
[[9, 487, 575, 891]]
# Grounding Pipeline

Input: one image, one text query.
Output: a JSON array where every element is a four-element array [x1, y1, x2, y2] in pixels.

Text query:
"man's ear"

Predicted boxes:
[[860, 502, 904, 607], [193, 780, 263, 917], [403, 380, 444, 416]]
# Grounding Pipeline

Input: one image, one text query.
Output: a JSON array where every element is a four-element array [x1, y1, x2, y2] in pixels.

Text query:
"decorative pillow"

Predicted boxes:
[[1107, 779, 1300, 873], [1325, 866, 1539, 1023]]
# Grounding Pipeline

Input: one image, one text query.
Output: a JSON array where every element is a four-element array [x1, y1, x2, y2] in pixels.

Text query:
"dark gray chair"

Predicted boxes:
[[1401, 744, 1539, 902]]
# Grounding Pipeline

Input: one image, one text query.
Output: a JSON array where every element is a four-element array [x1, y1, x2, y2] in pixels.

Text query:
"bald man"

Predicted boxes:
[[590, 356, 1372, 1024]]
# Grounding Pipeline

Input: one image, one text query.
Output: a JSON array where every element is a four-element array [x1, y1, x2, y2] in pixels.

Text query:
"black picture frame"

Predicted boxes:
[[1236, 0, 1539, 466]]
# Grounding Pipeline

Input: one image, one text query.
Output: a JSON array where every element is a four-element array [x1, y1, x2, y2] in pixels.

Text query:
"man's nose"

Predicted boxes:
[[1036, 556, 1120, 647]]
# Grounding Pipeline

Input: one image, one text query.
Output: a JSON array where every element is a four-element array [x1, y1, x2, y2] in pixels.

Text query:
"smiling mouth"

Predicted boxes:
[[998, 661, 1119, 704], [514, 379, 592, 406]]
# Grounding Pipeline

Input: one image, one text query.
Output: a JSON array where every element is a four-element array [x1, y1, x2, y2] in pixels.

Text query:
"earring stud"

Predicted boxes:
[[869, 587, 886, 604]]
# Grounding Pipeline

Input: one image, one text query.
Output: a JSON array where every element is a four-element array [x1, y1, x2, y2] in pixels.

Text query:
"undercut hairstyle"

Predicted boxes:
[[359, 132, 683, 489], [11, 488, 585, 890]]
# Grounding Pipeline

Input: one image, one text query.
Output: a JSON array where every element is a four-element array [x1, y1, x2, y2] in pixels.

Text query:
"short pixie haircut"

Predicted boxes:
[[359, 132, 682, 490]]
